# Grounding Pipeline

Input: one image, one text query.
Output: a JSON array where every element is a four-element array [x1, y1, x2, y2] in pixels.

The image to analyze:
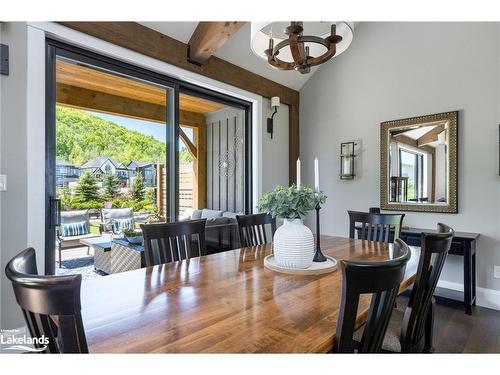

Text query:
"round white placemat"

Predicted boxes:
[[264, 254, 338, 275]]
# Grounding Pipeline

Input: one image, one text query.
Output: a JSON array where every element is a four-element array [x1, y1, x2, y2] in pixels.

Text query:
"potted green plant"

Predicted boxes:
[[257, 185, 326, 269], [123, 228, 143, 245]]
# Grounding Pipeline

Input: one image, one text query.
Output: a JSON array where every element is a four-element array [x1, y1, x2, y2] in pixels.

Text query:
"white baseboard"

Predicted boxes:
[[437, 280, 500, 311]]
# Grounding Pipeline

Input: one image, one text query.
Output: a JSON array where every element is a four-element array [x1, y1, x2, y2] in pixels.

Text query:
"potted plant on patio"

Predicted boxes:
[[123, 228, 144, 245], [257, 185, 326, 269]]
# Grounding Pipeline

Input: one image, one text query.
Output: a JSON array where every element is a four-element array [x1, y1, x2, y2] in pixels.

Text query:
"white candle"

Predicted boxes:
[[296, 158, 301, 188], [314, 157, 319, 191]]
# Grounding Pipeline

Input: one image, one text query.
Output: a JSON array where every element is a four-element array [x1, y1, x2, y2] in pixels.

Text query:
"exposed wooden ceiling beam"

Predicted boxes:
[[56, 82, 206, 128], [57, 22, 299, 106], [394, 134, 418, 148], [179, 128, 197, 159], [417, 124, 446, 147], [188, 22, 246, 65], [395, 134, 436, 154]]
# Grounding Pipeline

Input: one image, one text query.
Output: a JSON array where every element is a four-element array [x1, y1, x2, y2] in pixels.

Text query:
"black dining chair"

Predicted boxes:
[[353, 223, 455, 353], [334, 238, 411, 353], [236, 213, 276, 247], [395, 223, 455, 353], [348, 210, 405, 243], [141, 219, 207, 267], [5, 247, 89, 353]]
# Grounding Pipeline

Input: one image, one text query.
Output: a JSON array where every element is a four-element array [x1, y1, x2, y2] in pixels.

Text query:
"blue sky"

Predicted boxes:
[[88, 111, 193, 147]]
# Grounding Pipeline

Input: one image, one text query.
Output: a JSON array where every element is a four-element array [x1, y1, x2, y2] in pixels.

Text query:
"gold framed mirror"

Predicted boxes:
[[380, 111, 458, 213]]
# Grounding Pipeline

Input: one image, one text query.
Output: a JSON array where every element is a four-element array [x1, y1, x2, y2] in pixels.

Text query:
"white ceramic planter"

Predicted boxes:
[[273, 218, 315, 269]]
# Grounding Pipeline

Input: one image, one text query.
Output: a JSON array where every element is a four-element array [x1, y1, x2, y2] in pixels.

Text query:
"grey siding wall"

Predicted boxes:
[[206, 107, 245, 214]]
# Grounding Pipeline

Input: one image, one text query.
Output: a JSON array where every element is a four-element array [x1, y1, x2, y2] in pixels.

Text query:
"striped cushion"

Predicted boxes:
[[61, 221, 89, 237], [113, 218, 134, 233]]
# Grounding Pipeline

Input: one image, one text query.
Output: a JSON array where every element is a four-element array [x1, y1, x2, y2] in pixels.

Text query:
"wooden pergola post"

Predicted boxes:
[[192, 125, 207, 209]]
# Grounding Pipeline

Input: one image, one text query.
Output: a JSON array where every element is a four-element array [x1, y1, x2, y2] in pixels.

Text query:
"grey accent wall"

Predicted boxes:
[[1, 22, 29, 329], [206, 107, 245, 213], [300, 22, 500, 299]]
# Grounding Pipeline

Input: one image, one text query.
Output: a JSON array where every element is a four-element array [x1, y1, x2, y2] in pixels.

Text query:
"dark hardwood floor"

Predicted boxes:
[[397, 294, 500, 353]]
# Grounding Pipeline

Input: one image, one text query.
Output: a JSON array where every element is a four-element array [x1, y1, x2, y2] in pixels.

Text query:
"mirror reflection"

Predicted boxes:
[[380, 111, 457, 213], [388, 121, 448, 204]]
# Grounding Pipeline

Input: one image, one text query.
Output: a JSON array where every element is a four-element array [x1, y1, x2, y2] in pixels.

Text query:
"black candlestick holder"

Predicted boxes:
[[313, 202, 327, 262]]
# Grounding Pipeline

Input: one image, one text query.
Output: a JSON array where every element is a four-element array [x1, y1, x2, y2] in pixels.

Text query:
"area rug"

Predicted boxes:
[[56, 256, 107, 279]]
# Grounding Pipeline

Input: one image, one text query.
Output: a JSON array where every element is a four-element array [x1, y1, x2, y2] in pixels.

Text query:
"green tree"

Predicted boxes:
[[56, 106, 167, 166], [131, 171, 146, 201], [145, 187, 157, 206], [179, 150, 193, 164], [75, 172, 101, 202], [103, 173, 121, 200]]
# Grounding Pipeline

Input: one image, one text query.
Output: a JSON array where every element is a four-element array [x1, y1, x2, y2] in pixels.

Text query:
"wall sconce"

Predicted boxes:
[[267, 96, 280, 139], [339, 141, 358, 180]]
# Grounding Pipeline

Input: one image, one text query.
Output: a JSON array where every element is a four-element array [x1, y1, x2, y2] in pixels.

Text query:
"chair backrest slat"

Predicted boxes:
[[400, 223, 454, 352], [261, 225, 268, 244], [141, 219, 207, 267], [236, 213, 277, 248], [5, 248, 89, 353], [348, 211, 405, 244], [335, 239, 411, 353]]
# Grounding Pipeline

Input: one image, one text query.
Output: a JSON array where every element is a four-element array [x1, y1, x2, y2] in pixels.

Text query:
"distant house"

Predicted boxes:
[[127, 161, 157, 187], [56, 160, 80, 188], [80, 157, 130, 186]]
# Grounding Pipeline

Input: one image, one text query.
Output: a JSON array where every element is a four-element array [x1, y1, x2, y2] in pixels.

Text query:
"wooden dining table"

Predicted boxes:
[[81, 235, 420, 353]]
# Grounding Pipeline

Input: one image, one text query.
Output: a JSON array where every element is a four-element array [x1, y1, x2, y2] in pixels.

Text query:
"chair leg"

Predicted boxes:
[[58, 246, 62, 268], [87, 246, 90, 255], [423, 300, 435, 353]]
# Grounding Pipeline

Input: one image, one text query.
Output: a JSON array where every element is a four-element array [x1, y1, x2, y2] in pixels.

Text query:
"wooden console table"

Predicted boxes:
[[399, 227, 479, 315]]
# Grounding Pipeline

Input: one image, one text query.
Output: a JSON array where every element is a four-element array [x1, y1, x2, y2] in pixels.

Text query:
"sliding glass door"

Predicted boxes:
[[45, 40, 252, 275], [46, 41, 176, 275]]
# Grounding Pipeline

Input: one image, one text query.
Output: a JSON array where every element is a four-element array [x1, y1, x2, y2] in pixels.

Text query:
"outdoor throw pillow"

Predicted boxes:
[[61, 221, 89, 237], [113, 217, 134, 233]]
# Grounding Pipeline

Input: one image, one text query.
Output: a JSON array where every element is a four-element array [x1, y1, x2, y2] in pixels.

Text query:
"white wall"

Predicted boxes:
[[261, 98, 289, 193], [300, 22, 500, 308]]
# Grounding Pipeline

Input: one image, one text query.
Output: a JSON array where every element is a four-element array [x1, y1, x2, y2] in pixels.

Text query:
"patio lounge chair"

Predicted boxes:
[[100, 208, 135, 234], [57, 210, 100, 267]]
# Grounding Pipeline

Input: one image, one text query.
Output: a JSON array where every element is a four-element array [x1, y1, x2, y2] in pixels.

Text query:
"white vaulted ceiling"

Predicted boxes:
[[139, 22, 325, 90]]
